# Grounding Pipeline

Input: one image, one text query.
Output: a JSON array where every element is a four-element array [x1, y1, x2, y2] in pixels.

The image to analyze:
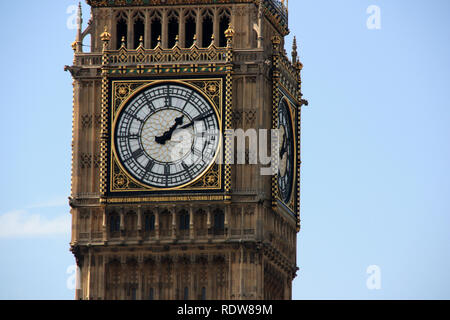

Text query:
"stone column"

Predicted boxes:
[[162, 9, 168, 48], [99, 255, 106, 300], [120, 256, 127, 300], [145, 10, 151, 48], [155, 207, 160, 240], [102, 206, 107, 243], [137, 206, 143, 240], [179, 9, 185, 48], [120, 207, 125, 241], [207, 206, 212, 239], [189, 205, 194, 240], [127, 11, 133, 49], [213, 8, 220, 46], [171, 206, 177, 240], [137, 255, 144, 300], [225, 205, 231, 238], [196, 8, 202, 47]]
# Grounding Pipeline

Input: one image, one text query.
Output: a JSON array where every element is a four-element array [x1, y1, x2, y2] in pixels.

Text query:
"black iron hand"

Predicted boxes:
[[155, 115, 185, 145], [280, 132, 288, 159], [179, 112, 215, 130]]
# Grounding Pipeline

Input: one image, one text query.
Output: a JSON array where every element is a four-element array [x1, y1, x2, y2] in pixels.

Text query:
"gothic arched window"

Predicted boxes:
[[201, 287, 206, 300], [219, 9, 231, 47], [202, 10, 214, 47], [109, 213, 120, 233], [213, 209, 225, 234], [179, 210, 190, 230], [116, 12, 128, 49], [168, 10, 179, 48], [144, 212, 156, 232], [133, 12, 145, 48], [150, 11, 162, 48], [184, 10, 196, 47]]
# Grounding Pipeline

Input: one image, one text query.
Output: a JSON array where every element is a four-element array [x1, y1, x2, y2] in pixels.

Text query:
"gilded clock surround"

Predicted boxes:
[[109, 78, 224, 194]]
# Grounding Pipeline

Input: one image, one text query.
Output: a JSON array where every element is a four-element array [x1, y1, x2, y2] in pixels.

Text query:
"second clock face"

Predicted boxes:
[[114, 83, 220, 189], [278, 99, 295, 203]]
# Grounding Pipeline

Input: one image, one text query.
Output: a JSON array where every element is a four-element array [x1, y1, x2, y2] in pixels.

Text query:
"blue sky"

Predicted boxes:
[[0, 0, 449, 300]]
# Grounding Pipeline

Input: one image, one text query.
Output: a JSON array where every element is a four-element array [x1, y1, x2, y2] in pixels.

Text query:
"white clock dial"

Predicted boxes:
[[114, 83, 220, 188]]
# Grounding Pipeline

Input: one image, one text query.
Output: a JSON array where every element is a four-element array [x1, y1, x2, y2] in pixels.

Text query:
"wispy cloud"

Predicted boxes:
[[25, 197, 68, 209], [0, 199, 70, 239]]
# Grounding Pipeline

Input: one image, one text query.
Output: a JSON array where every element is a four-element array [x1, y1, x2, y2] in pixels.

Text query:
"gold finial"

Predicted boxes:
[[174, 35, 179, 47], [157, 35, 161, 47], [210, 34, 215, 46], [71, 41, 77, 51], [272, 35, 281, 45], [100, 25, 111, 42], [224, 24, 235, 38], [121, 36, 126, 47], [139, 35, 144, 47]]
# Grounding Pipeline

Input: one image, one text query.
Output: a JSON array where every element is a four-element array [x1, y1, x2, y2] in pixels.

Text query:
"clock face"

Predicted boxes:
[[114, 83, 220, 189], [278, 99, 295, 203]]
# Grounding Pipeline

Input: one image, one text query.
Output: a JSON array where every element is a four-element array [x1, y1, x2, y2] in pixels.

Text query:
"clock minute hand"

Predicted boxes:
[[155, 115, 185, 145], [179, 112, 215, 130]]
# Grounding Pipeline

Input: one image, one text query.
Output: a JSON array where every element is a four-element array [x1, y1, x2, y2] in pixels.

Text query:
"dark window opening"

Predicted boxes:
[[185, 16, 196, 47], [109, 215, 120, 233], [214, 210, 225, 233], [201, 287, 206, 300], [134, 18, 145, 48], [168, 17, 179, 48], [145, 214, 156, 232], [179, 212, 190, 230], [116, 17, 127, 49], [219, 15, 230, 47], [202, 15, 213, 47], [151, 18, 162, 48], [131, 287, 137, 300], [149, 288, 154, 300], [184, 287, 189, 300]]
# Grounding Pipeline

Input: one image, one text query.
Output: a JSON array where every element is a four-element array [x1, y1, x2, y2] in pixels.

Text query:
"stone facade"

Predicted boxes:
[[66, 0, 304, 300]]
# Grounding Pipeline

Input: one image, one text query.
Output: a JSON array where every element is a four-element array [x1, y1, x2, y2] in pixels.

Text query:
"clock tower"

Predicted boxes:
[[66, 0, 306, 300]]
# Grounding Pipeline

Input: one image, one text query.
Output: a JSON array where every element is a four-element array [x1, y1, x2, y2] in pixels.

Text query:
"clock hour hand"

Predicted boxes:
[[179, 112, 215, 130], [155, 115, 185, 145]]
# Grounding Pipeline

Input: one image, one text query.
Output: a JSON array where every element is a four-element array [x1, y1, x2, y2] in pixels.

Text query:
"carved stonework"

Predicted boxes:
[[68, 0, 301, 301]]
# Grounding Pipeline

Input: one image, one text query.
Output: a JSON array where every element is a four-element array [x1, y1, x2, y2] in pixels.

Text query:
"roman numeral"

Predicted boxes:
[[132, 148, 144, 160], [181, 161, 193, 179], [192, 147, 204, 158], [164, 164, 170, 187], [125, 112, 144, 122], [118, 134, 139, 139], [145, 160, 155, 172], [182, 91, 195, 112], [142, 93, 156, 113], [165, 85, 172, 107]]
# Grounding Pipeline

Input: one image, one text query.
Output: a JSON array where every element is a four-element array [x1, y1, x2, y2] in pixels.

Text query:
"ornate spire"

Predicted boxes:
[[74, 2, 83, 52], [292, 36, 298, 64], [76, 2, 83, 35]]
